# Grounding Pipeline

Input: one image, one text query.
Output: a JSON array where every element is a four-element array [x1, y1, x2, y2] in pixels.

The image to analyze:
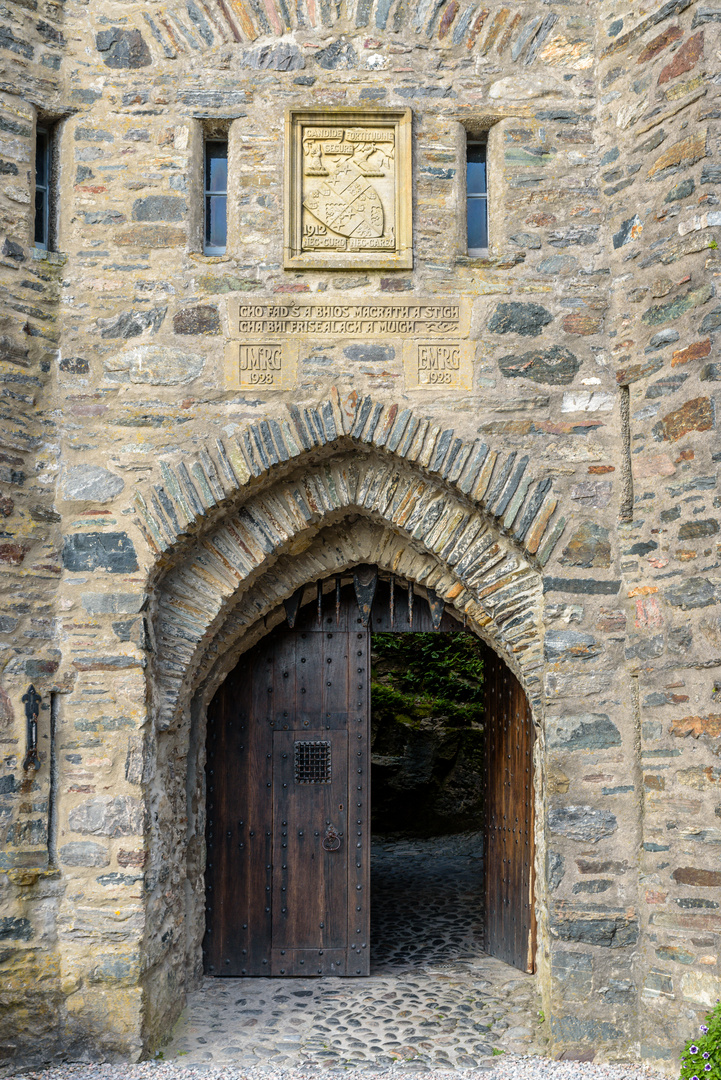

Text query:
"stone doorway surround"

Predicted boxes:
[[139, 388, 556, 1055], [44, 390, 647, 1064]]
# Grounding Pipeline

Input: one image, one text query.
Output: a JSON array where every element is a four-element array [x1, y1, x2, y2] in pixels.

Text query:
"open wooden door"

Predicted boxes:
[[204, 590, 370, 976], [483, 647, 536, 973]]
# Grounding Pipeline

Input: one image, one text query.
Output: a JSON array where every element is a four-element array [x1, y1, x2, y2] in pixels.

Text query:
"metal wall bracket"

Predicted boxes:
[[22, 684, 41, 771]]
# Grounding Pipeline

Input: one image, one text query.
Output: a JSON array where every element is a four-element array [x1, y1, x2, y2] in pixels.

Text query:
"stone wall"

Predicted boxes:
[[598, 0, 721, 1061], [0, 0, 68, 1061], [0, 0, 718, 1067]]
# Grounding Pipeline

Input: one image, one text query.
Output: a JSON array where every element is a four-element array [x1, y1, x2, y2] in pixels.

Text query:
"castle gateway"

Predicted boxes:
[[0, 0, 719, 1068]]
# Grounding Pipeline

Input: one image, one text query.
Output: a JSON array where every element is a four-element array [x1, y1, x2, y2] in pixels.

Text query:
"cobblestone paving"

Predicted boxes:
[[165, 837, 547, 1070]]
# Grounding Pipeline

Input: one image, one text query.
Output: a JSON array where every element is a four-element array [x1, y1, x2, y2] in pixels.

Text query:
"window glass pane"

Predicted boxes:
[[34, 189, 46, 245], [205, 195, 227, 251], [467, 199, 488, 250], [36, 130, 48, 188], [467, 144, 486, 195], [205, 142, 227, 193]]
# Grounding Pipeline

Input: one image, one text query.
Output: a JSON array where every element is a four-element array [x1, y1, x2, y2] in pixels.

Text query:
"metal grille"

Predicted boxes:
[[294, 740, 331, 784]]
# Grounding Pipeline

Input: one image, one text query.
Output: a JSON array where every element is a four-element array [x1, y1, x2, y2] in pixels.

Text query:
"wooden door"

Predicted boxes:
[[483, 647, 536, 973], [204, 591, 370, 976]]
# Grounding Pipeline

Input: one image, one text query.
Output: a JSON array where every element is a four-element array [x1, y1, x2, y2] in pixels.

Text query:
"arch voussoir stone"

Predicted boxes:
[[190, 521, 544, 722], [136, 391, 566, 575], [150, 443, 548, 730]]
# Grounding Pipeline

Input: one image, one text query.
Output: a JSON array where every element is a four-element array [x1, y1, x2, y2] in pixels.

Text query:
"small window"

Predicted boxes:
[[467, 140, 488, 255], [204, 140, 228, 255], [34, 127, 52, 249], [294, 740, 332, 784]]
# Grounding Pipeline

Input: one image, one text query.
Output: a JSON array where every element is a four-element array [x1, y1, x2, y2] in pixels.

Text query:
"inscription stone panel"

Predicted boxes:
[[225, 298, 472, 392], [224, 340, 298, 391], [402, 341, 474, 392], [284, 109, 413, 270]]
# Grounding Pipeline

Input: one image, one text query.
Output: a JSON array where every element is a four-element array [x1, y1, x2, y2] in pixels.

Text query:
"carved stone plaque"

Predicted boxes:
[[284, 109, 413, 270], [402, 340, 474, 392], [224, 298, 472, 392], [224, 340, 298, 391]]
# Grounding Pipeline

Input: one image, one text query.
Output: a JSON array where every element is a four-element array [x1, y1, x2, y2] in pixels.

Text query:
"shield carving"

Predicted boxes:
[[304, 161, 384, 239]]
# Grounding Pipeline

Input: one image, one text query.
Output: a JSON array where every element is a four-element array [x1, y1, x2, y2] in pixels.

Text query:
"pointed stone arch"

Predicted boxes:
[[145, 390, 565, 729], [141, 393, 559, 1045], [111, 0, 564, 67], [137, 390, 564, 570], [189, 519, 544, 721]]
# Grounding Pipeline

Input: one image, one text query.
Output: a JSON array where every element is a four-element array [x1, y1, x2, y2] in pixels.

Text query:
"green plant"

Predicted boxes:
[[680, 1001, 721, 1080], [491, 1048, 504, 1056], [371, 632, 485, 721]]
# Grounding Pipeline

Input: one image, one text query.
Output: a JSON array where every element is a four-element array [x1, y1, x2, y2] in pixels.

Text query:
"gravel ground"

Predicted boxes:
[[6, 1057, 672, 1080]]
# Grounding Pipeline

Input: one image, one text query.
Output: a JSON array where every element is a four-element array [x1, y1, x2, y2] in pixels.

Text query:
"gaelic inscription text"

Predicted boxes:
[[230, 301, 462, 338]]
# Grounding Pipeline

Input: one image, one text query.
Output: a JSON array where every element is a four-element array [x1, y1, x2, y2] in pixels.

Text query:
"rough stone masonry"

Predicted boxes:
[[0, 0, 719, 1069]]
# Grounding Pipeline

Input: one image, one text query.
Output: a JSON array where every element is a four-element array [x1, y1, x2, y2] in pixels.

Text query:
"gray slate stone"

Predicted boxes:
[[0, 916, 32, 940], [488, 302, 553, 337], [547, 714, 621, 751], [63, 532, 138, 574], [548, 805, 617, 843], [700, 306, 721, 333], [95, 28, 151, 68], [612, 215, 641, 249], [173, 306, 221, 335], [245, 42, 304, 70], [646, 328, 680, 351], [678, 518, 719, 540], [552, 951, 592, 997], [132, 196, 187, 223], [59, 840, 110, 867], [538, 254, 578, 274], [560, 521, 611, 568], [665, 577, 719, 609], [97, 306, 167, 339], [63, 465, 125, 503], [550, 913, 639, 948], [103, 344, 205, 385], [68, 796, 145, 838], [569, 481, 612, 509], [548, 851, 565, 891], [544, 630, 603, 662], [344, 344, 395, 364], [82, 592, 144, 614], [509, 233, 542, 249], [315, 40, 358, 68], [544, 577, 621, 595], [498, 346, 580, 384], [666, 177, 695, 202], [88, 956, 137, 983], [625, 633, 664, 660], [646, 374, 688, 397]]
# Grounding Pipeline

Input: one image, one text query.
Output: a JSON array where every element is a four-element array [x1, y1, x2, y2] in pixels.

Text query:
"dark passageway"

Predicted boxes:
[[369, 628, 486, 974]]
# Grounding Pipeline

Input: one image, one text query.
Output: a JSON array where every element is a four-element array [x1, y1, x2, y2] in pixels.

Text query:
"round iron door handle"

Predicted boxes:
[[322, 825, 342, 852]]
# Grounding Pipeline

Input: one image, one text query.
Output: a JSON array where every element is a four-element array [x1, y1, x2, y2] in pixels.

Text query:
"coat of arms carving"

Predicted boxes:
[[284, 109, 412, 270]]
